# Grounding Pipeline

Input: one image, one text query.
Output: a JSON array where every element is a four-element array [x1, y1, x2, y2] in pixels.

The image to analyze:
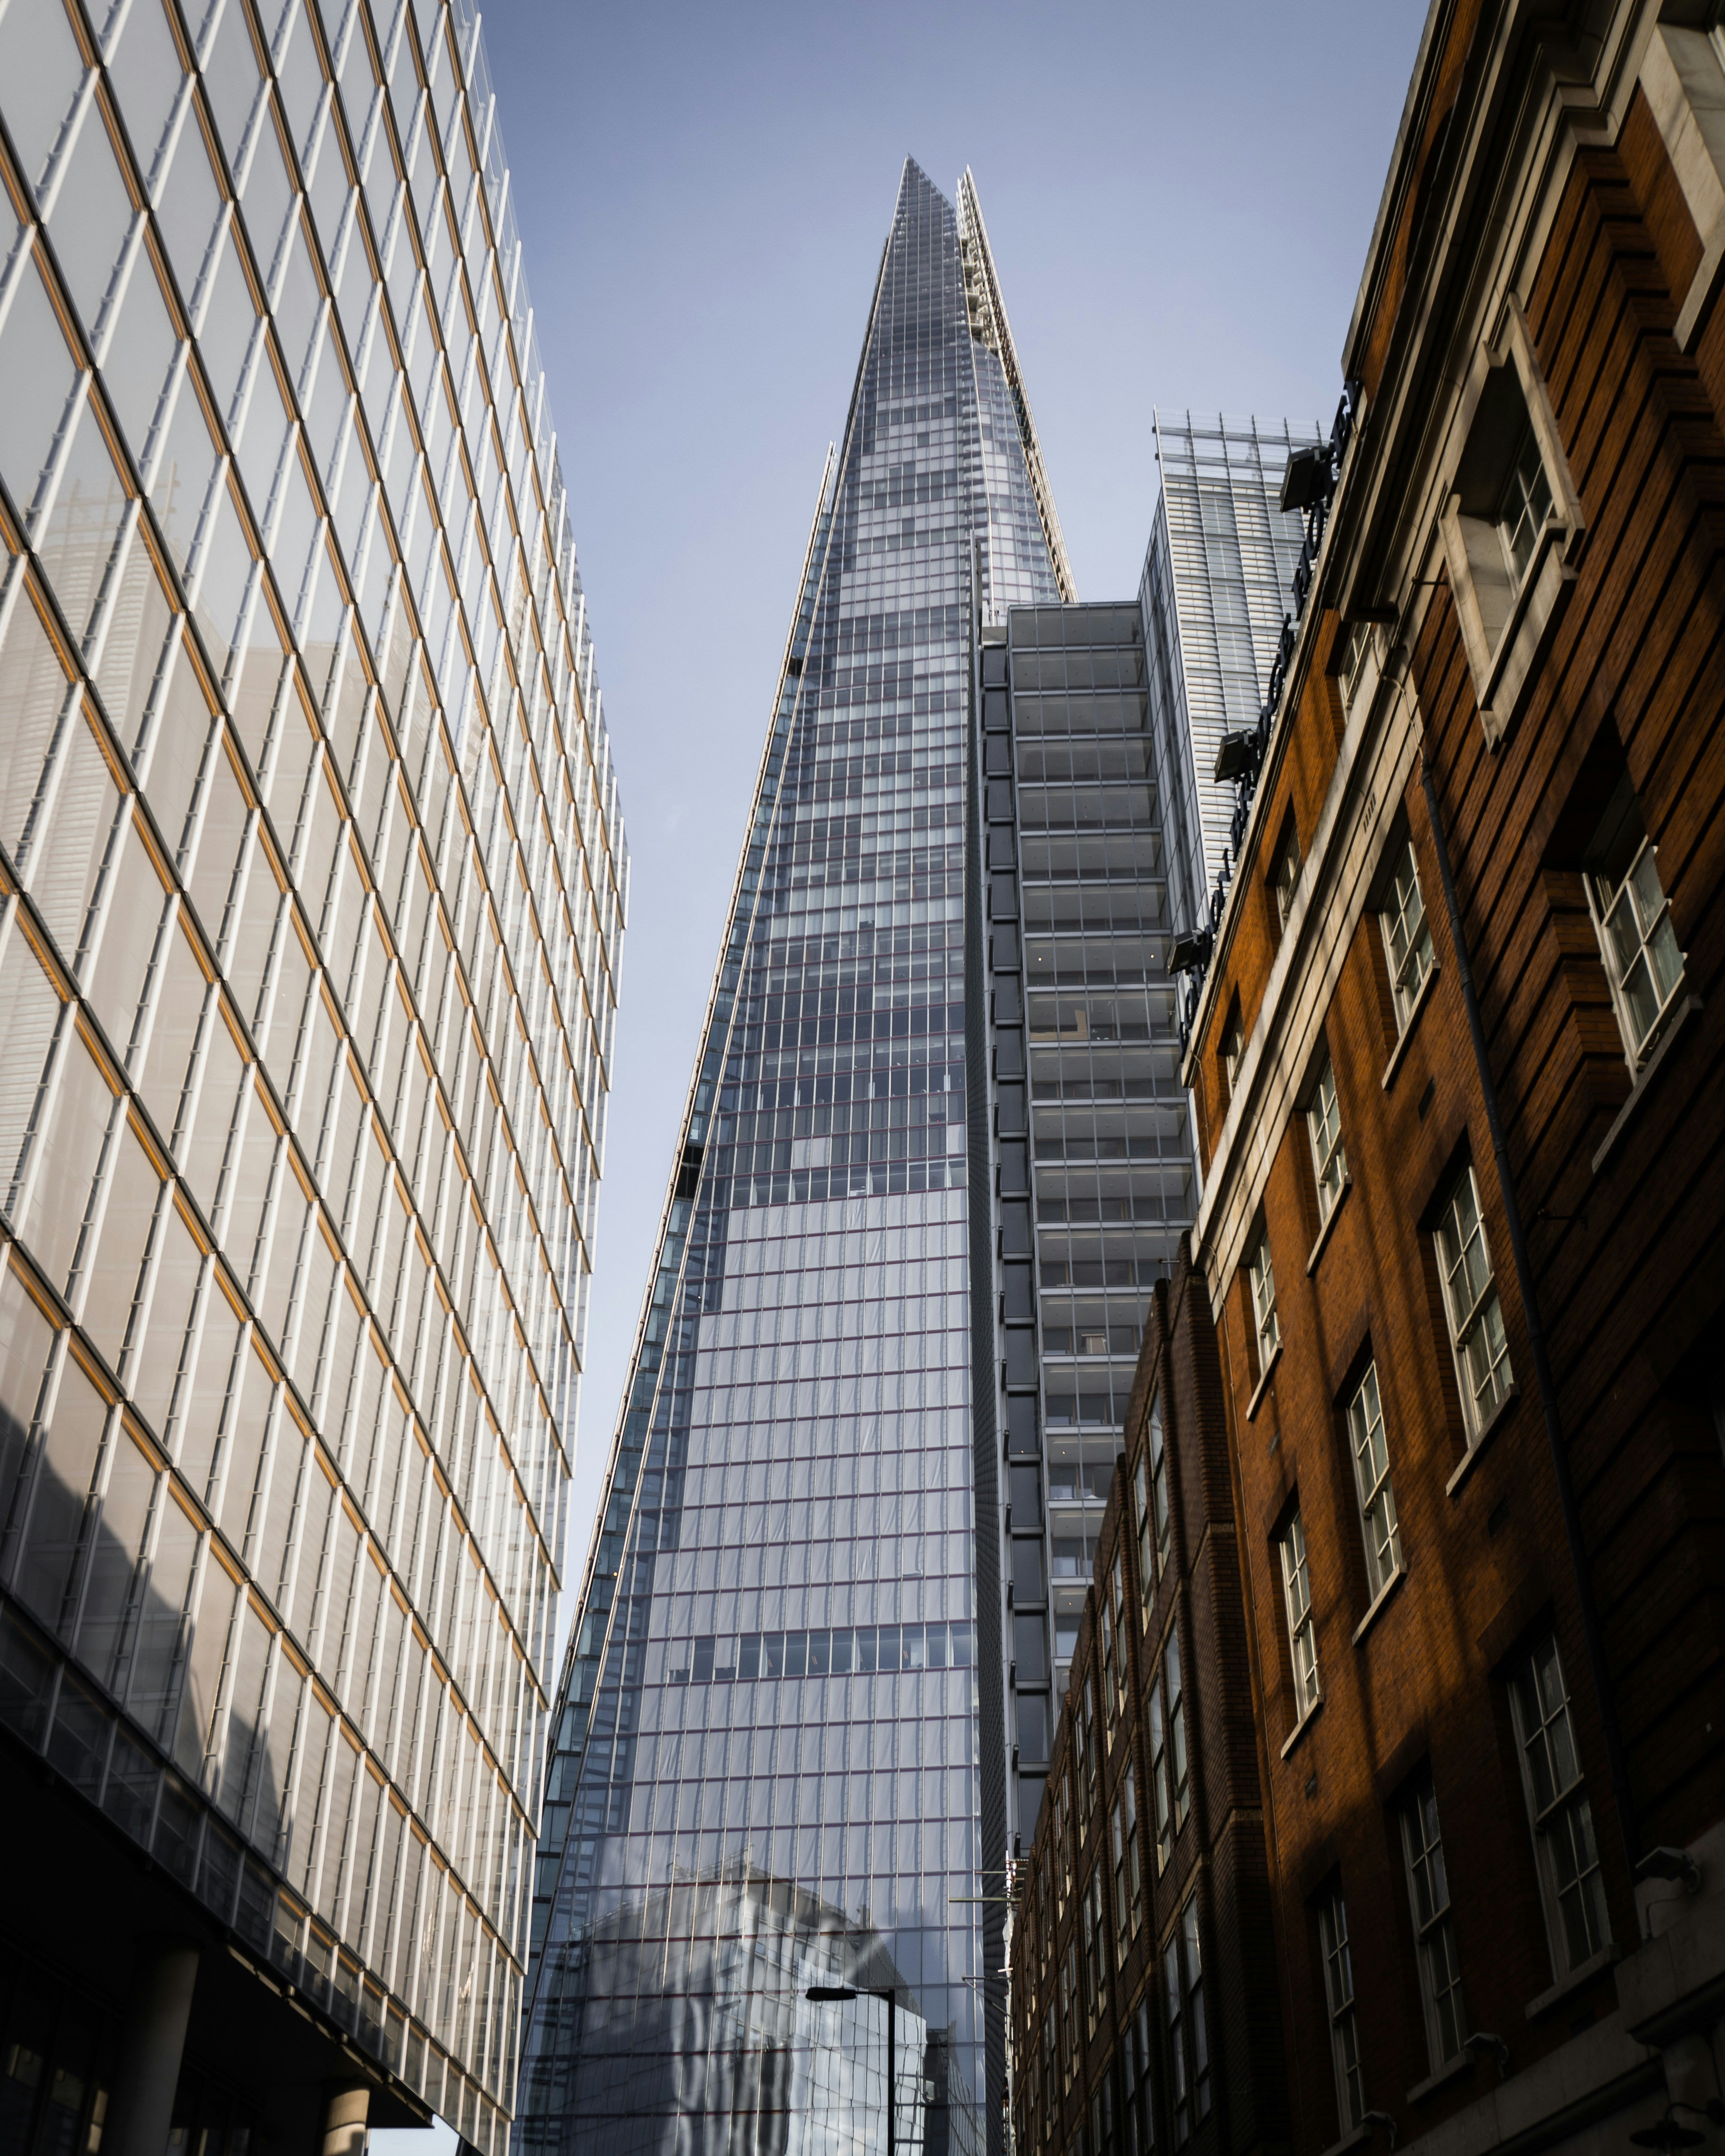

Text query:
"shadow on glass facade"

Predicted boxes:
[[520, 160, 1066, 2156], [0, 0, 623, 2145]]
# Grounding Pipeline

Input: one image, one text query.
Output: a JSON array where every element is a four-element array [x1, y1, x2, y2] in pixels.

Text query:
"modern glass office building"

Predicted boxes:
[[519, 161, 1069, 2156], [979, 601, 1193, 1809], [0, 0, 621, 2151], [1141, 413, 1318, 940]]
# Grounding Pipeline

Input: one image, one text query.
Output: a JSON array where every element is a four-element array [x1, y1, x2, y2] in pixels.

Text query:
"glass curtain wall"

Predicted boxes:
[[0, 0, 623, 2146], [984, 603, 1192, 1796], [1140, 413, 1317, 940], [519, 159, 1064, 2156]]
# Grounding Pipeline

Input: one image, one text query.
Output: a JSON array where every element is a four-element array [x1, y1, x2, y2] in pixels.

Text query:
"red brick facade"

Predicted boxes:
[[1009, 1255, 1286, 2156], [1012, 11, 1725, 2156]]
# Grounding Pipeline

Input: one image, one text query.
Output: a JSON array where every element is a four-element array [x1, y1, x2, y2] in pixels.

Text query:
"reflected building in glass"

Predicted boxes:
[[1140, 413, 1319, 940], [520, 160, 1069, 2156], [0, 0, 622, 2153]]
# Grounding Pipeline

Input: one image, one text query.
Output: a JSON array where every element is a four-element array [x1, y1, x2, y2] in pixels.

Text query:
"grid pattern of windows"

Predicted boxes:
[[1306, 1054, 1346, 1225], [1005, 599, 1193, 1732], [519, 160, 1066, 2156], [1346, 1364, 1401, 1600], [1280, 1510, 1318, 1716], [1510, 1633, 1611, 1976], [1434, 1165, 1512, 1438], [0, 0, 621, 2143], [1381, 836, 1434, 1029], [1317, 1889, 1362, 2133], [1401, 1772, 1465, 2072]]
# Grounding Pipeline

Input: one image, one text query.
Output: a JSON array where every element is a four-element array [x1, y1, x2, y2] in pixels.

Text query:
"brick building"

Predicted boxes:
[[1170, 4, 1725, 2156], [1007, 1252, 1285, 2156]]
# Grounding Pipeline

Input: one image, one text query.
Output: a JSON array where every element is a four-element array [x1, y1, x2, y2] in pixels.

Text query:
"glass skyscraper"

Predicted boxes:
[[1141, 413, 1318, 939], [0, 0, 621, 2152], [520, 161, 1069, 2156], [980, 601, 1192, 1795]]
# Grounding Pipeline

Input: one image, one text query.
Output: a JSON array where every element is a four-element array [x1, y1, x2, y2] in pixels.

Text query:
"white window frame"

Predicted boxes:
[[1380, 835, 1435, 1031], [1400, 1772, 1467, 2074], [1270, 819, 1301, 931], [1306, 1054, 1346, 1225], [1280, 1510, 1319, 1716], [1248, 1228, 1279, 1371], [1496, 415, 1556, 586], [1508, 1633, 1612, 1979], [1346, 1362, 1401, 1600], [1339, 620, 1375, 711], [1438, 299, 1584, 743], [1221, 1016, 1243, 1096], [1434, 1163, 1512, 1441], [1317, 1888, 1363, 2134], [1582, 775, 1686, 1070]]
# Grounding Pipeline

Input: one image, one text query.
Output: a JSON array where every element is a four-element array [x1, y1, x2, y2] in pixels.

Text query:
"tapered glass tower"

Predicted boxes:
[[519, 161, 1068, 2156]]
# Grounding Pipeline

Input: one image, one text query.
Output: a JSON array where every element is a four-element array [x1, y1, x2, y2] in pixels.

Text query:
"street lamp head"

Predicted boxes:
[[806, 1986, 859, 2002]]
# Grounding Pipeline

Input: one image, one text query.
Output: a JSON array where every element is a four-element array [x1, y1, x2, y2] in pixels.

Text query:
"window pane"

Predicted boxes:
[[0, 255, 80, 523], [47, 101, 135, 338], [0, 582, 74, 861]]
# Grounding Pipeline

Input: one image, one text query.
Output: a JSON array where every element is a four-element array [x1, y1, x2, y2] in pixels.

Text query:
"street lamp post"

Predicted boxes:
[[807, 1985, 896, 2156]]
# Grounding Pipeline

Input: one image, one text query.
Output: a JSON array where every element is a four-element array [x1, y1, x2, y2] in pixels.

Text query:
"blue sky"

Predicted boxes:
[[480, 0, 1428, 1704]]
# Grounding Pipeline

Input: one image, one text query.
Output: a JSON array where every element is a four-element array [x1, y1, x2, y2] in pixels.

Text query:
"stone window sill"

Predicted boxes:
[[1444, 1384, 1521, 1498], [1406, 2052, 1474, 2106], [1247, 1340, 1282, 1424], [1280, 1693, 1323, 1760], [1381, 962, 1440, 1093], [1307, 1178, 1353, 1276], [1524, 1942, 1619, 2021], [1351, 1561, 1407, 1647], [1591, 994, 1702, 1176], [1316, 2123, 1373, 2156]]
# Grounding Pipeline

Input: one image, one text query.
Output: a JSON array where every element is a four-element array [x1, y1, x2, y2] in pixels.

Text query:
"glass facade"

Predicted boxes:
[[0, 0, 623, 2146], [1139, 413, 1319, 940], [981, 602, 1193, 1815], [520, 161, 1066, 2156]]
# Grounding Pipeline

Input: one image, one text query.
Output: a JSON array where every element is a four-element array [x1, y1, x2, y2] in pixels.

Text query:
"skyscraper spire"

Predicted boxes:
[[957, 170, 1078, 605], [516, 159, 1063, 2156]]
